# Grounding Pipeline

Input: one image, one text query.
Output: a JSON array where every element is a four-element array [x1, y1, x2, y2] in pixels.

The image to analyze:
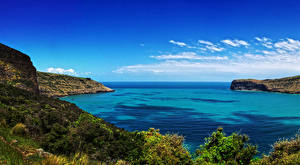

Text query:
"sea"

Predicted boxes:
[[60, 82, 300, 155]]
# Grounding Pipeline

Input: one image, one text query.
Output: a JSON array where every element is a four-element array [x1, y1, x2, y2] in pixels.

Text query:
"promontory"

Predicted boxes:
[[37, 71, 114, 97], [231, 76, 300, 94]]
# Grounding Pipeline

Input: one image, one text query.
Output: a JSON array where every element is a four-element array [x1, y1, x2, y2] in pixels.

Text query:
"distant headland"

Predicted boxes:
[[231, 76, 300, 94], [37, 71, 114, 97]]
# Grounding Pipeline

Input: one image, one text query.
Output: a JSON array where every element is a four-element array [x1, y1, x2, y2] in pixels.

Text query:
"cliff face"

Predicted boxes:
[[231, 76, 300, 94], [37, 71, 114, 97], [0, 43, 39, 94]]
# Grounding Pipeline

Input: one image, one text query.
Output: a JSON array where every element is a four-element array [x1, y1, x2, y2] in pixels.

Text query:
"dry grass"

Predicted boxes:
[[11, 123, 27, 136], [257, 135, 300, 164]]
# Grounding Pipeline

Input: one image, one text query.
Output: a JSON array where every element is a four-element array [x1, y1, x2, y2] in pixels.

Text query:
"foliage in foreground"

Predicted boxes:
[[195, 127, 257, 165], [133, 128, 193, 164], [0, 83, 143, 162], [0, 126, 41, 164], [257, 134, 300, 165]]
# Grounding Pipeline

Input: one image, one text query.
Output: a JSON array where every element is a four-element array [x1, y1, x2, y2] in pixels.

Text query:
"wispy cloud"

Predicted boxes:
[[221, 39, 249, 47], [150, 52, 228, 60], [198, 40, 213, 45], [115, 38, 300, 79], [274, 38, 300, 51], [47, 67, 77, 75], [206, 45, 224, 52], [198, 40, 224, 52], [169, 40, 187, 47], [255, 37, 273, 48]]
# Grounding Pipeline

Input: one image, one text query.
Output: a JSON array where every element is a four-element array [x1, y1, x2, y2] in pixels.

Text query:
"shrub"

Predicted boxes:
[[11, 123, 27, 136], [195, 127, 257, 165], [134, 128, 193, 164], [115, 160, 130, 165], [0, 119, 6, 127], [258, 135, 300, 164]]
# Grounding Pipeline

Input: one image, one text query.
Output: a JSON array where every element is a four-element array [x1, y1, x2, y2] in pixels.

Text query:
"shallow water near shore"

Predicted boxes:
[[61, 82, 300, 154]]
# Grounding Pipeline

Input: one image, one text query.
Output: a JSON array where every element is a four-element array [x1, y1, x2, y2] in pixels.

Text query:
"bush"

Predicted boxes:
[[0, 119, 6, 127], [115, 160, 130, 165], [195, 127, 257, 165], [258, 135, 300, 164], [11, 123, 27, 136], [134, 128, 193, 164]]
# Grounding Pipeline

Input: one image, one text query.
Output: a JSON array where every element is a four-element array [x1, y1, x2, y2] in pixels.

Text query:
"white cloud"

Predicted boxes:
[[114, 59, 300, 75], [150, 52, 228, 60], [221, 39, 249, 47], [169, 40, 187, 47], [114, 38, 300, 79], [46, 67, 77, 75], [198, 40, 213, 45], [274, 38, 300, 51], [198, 40, 224, 52], [255, 37, 273, 48], [206, 45, 224, 52]]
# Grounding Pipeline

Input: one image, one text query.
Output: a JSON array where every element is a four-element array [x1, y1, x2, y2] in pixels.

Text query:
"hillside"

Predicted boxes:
[[37, 72, 114, 97], [0, 43, 39, 94], [231, 76, 300, 94], [0, 43, 192, 164], [0, 83, 146, 163]]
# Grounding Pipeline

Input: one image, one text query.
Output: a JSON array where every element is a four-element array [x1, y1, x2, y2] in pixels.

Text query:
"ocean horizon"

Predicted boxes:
[[61, 82, 300, 155]]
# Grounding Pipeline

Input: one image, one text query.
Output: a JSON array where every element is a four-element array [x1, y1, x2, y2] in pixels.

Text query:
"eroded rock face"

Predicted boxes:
[[37, 71, 114, 97], [0, 43, 39, 94], [230, 79, 268, 91], [231, 76, 300, 94]]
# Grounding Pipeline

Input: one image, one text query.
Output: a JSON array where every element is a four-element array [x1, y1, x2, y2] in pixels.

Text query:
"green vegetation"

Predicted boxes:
[[0, 83, 143, 162], [0, 139, 24, 165], [0, 126, 41, 165], [132, 128, 192, 164], [195, 127, 257, 164], [257, 135, 300, 165]]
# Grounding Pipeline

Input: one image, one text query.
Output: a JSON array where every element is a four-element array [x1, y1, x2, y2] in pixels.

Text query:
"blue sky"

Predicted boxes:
[[1, 0, 300, 81]]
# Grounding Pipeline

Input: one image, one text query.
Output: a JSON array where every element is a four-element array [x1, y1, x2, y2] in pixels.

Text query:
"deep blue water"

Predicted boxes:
[[60, 82, 300, 155]]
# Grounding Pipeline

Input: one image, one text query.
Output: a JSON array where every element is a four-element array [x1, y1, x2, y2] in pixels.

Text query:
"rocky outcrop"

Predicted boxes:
[[0, 43, 39, 94], [230, 79, 268, 91], [37, 71, 114, 97], [231, 76, 300, 94]]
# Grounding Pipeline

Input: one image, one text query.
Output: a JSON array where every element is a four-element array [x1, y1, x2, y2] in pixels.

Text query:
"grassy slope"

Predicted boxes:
[[0, 83, 143, 162], [37, 71, 114, 97]]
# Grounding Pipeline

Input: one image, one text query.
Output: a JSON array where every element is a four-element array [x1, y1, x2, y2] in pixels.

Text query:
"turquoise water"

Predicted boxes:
[[61, 82, 300, 154]]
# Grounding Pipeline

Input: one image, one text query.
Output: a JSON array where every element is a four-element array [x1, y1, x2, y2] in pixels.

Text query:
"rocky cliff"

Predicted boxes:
[[0, 43, 39, 94], [37, 71, 114, 97], [231, 76, 300, 94]]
